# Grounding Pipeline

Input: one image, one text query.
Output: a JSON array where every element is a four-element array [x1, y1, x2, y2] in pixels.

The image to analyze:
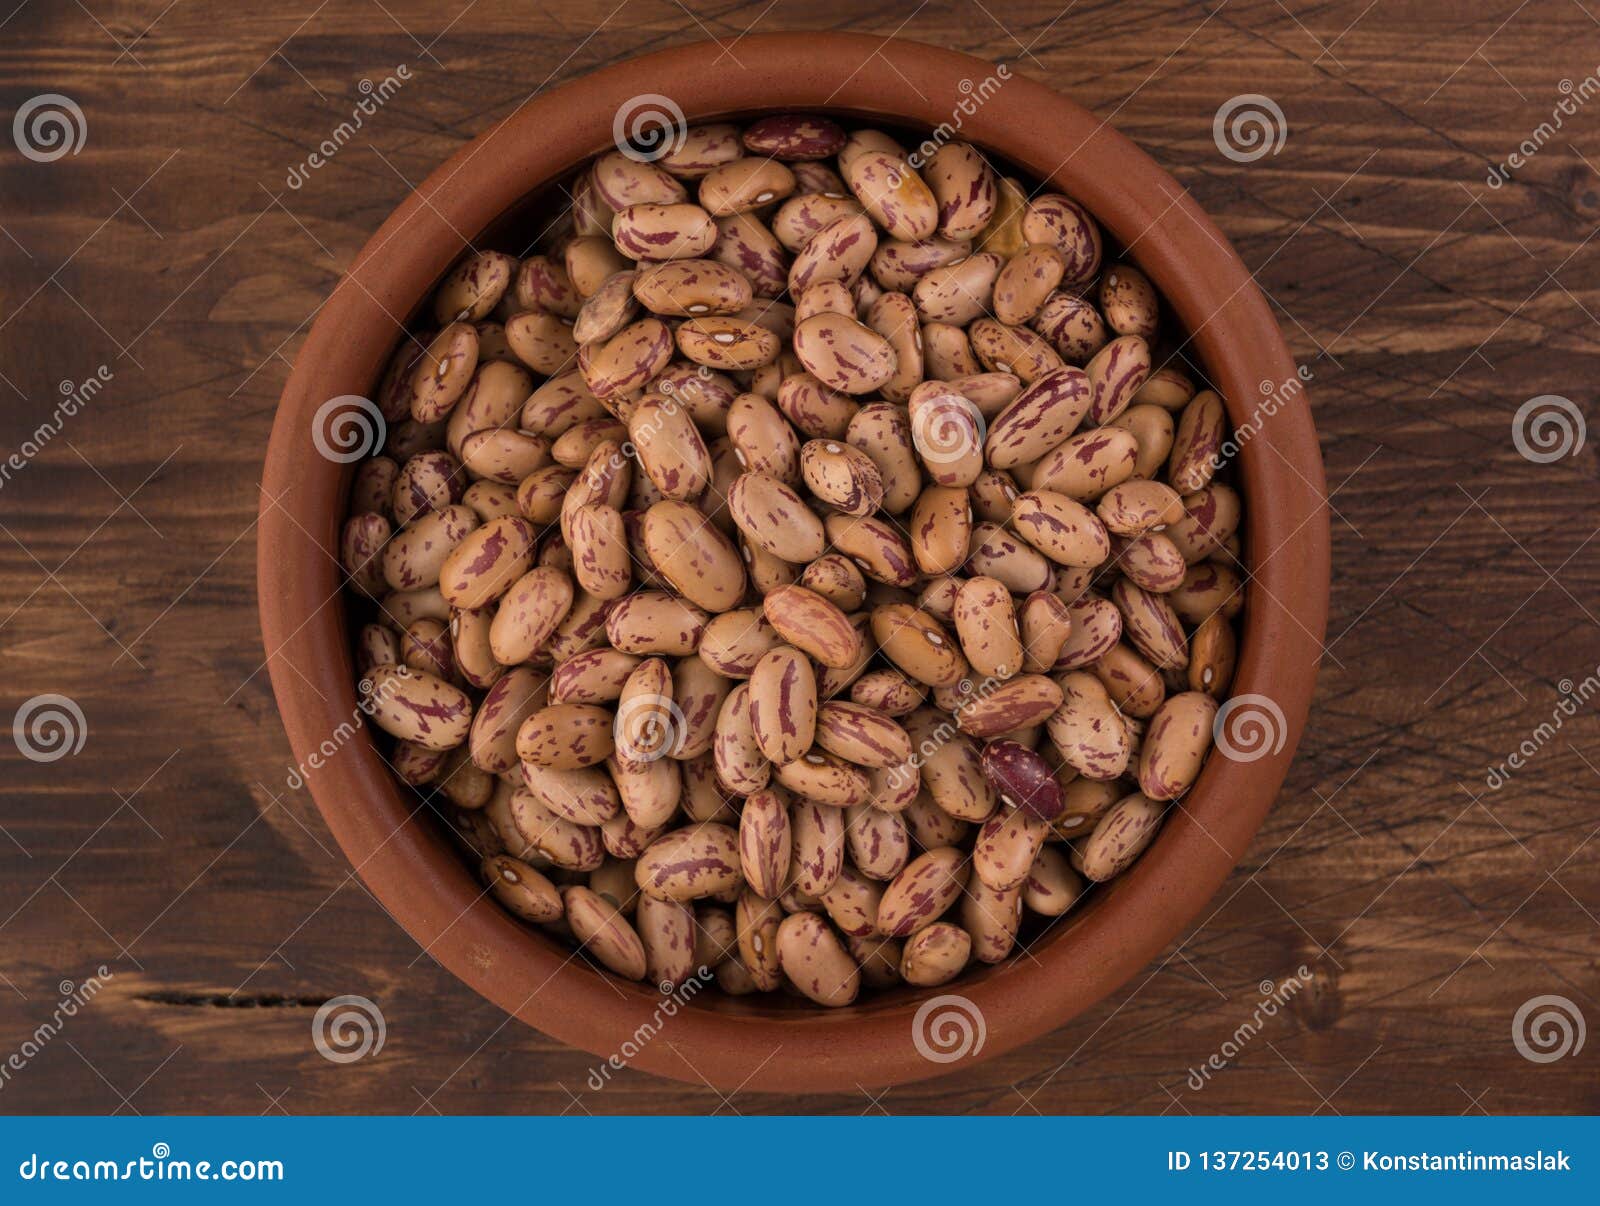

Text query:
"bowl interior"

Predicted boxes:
[[360, 119, 1223, 1018]]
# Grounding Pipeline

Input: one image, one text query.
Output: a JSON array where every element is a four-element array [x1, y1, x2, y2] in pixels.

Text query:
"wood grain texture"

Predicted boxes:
[[1, 0, 1597, 1115]]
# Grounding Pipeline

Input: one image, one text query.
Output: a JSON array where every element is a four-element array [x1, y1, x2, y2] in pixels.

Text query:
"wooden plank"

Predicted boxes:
[[0, 0, 1596, 1115]]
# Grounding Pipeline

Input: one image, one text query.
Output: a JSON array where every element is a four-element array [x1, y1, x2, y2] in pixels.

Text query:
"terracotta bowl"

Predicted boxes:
[[259, 33, 1329, 1092]]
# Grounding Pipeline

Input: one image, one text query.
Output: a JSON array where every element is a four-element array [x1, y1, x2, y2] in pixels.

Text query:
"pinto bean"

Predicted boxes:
[[776, 912, 859, 1006]]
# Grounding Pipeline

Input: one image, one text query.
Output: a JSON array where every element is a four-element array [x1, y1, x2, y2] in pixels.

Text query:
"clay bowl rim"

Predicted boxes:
[[258, 32, 1330, 1094]]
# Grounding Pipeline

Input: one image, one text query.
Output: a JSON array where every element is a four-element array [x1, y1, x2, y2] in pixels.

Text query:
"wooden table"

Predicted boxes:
[[2, 0, 1596, 1115]]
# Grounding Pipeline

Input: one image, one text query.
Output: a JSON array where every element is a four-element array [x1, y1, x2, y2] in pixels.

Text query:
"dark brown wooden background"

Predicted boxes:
[[1, 0, 1597, 1115]]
